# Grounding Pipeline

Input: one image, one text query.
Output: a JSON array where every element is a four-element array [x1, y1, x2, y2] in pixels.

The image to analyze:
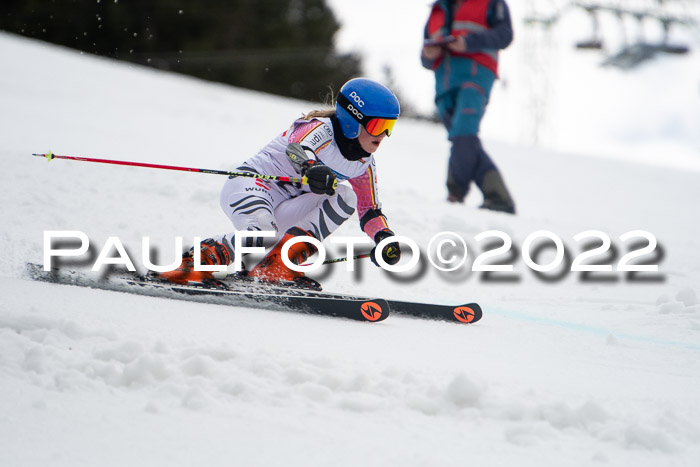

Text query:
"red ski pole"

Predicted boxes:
[[31, 151, 308, 184]]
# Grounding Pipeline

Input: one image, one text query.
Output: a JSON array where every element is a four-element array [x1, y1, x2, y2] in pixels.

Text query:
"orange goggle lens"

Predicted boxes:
[[364, 117, 396, 137]]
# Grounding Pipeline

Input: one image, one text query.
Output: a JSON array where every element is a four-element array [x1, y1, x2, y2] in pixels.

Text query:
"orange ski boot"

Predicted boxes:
[[248, 227, 321, 290], [158, 238, 232, 285]]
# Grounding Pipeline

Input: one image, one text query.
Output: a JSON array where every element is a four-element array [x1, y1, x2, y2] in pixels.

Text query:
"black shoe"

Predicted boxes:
[[479, 199, 516, 214], [478, 170, 516, 214], [447, 193, 465, 203]]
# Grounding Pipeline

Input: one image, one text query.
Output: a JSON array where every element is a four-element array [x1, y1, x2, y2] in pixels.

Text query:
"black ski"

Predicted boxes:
[[24, 263, 389, 322], [25, 263, 482, 324], [216, 275, 483, 324], [387, 300, 483, 324]]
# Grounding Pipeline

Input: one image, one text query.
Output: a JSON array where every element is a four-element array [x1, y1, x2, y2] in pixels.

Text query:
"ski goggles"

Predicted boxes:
[[337, 93, 397, 136], [363, 117, 397, 137]]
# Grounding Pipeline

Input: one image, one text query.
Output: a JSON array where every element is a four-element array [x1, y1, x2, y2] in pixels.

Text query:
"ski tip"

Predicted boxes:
[[30, 152, 52, 160], [359, 300, 389, 322], [452, 303, 483, 324]]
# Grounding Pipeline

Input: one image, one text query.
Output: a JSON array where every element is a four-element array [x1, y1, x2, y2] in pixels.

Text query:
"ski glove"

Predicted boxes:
[[371, 229, 401, 267], [301, 160, 337, 196]]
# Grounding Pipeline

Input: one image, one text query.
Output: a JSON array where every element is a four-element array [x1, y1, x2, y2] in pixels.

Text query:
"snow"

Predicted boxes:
[[1, 31, 700, 466]]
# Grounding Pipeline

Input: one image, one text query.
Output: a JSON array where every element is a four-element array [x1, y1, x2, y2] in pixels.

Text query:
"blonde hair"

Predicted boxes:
[[302, 86, 337, 120], [302, 109, 335, 119]]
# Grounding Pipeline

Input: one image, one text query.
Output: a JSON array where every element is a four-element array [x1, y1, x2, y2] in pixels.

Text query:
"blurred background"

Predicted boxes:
[[2, 0, 699, 167]]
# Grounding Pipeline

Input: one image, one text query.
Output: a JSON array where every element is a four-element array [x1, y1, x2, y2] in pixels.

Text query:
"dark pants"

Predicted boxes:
[[434, 63, 515, 212], [436, 82, 497, 199], [447, 134, 496, 199]]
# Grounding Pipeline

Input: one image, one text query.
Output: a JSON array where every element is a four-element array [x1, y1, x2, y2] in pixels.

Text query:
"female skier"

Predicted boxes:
[[160, 78, 402, 290]]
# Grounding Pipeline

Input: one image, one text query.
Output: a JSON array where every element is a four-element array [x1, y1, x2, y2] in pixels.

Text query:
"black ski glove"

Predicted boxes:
[[301, 160, 337, 195], [371, 229, 401, 267]]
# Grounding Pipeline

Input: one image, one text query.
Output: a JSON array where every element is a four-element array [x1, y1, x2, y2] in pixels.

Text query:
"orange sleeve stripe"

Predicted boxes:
[[298, 121, 324, 141], [367, 164, 378, 208]]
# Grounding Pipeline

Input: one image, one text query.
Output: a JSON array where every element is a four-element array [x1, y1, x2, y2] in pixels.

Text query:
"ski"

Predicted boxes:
[[24, 263, 389, 322], [25, 263, 482, 324], [214, 275, 483, 324], [387, 300, 482, 324]]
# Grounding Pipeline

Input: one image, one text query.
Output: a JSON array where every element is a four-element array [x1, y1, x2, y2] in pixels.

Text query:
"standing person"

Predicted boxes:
[[422, 0, 516, 214], [159, 78, 402, 290]]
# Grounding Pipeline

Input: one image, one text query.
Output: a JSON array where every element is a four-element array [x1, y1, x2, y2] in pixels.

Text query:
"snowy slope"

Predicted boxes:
[[1, 32, 700, 466]]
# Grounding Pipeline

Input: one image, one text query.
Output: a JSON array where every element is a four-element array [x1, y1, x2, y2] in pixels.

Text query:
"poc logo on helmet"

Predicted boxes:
[[348, 91, 365, 108], [347, 104, 364, 120]]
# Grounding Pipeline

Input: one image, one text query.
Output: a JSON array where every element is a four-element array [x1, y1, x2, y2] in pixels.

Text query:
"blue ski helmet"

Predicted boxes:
[[335, 78, 400, 139]]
